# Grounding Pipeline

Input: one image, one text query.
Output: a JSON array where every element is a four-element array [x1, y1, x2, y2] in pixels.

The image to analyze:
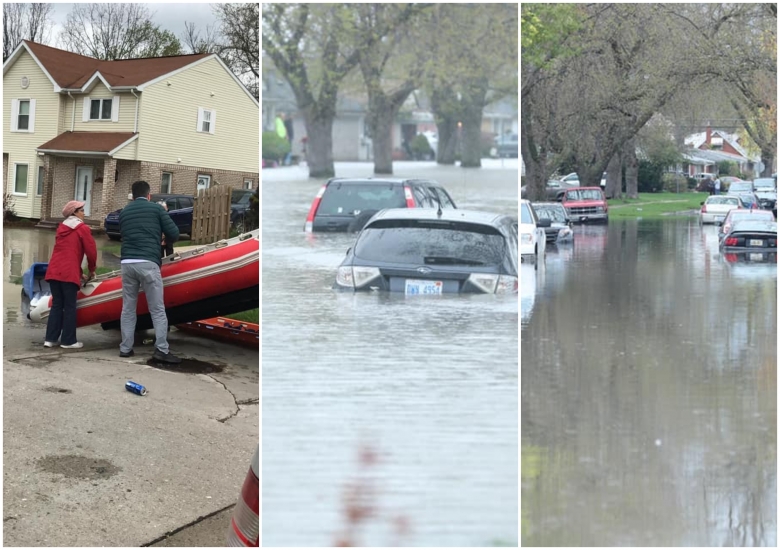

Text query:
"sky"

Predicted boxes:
[[48, 2, 219, 50]]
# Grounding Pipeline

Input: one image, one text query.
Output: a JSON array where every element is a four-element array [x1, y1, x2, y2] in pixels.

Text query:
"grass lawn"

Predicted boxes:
[[223, 309, 258, 324], [607, 192, 705, 219]]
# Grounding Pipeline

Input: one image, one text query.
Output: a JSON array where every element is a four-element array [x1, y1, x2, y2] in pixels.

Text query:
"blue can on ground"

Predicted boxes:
[[125, 381, 148, 396]]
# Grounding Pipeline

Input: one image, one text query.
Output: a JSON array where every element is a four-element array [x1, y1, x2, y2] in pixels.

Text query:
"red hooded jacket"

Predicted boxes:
[[45, 216, 98, 287]]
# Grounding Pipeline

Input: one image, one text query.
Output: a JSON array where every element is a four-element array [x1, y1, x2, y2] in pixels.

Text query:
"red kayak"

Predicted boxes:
[[25, 230, 259, 330]]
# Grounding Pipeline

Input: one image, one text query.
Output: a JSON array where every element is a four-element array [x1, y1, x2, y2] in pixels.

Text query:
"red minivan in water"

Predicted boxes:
[[561, 187, 608, 223]]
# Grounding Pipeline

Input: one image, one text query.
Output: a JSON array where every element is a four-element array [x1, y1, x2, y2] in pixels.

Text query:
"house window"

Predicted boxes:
[[37, 166, 44, 195], [197, 108, 216, 134], [90, 98, 112, 120], [161, 172, 172, 194], [197, 174, 211, 193], [244, 179, 253, 190], [18, 100, 30, 130], [14, 164, 28, 195]]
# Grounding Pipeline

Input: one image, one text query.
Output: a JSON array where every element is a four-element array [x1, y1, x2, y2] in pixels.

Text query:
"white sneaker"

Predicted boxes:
[[60, 342, 83, 349], [43, 341, 57, 348]]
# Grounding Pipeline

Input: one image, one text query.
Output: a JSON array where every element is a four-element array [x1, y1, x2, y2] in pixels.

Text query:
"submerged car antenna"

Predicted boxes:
[[435, 195, 443, 217]]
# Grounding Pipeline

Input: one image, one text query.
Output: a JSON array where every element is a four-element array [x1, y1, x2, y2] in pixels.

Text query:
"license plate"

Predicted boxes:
[[750, 253, 765, 261], [405, 279, 443, 295], [749, 239, 764, 247]]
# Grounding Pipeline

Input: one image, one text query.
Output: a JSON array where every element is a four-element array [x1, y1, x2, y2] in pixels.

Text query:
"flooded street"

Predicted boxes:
[[3, 227, 121, 326], [522, 219, 776, 546], [262, 161, 518, 546]]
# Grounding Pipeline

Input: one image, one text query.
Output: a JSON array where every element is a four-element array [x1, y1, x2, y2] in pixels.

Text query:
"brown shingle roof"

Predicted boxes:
[[38, 132, 136, 153], [24, 41, 210, 89]]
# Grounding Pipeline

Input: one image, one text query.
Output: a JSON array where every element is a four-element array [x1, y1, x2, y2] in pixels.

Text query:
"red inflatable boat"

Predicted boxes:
[[24, 230, 259, 330]]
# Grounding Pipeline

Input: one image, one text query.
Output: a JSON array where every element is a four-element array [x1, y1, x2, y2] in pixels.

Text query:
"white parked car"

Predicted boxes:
[[700, 195, 742, 225], [520, 199, 549, 264]]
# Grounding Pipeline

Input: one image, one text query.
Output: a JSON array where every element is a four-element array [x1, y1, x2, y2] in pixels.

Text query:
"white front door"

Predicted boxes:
[[75, 166, 93, 216]]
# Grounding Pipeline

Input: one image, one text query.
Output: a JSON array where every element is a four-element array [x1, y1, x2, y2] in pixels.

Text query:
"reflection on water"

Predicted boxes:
[[262, 164, 518, 547], [522, 219, 776, 546]]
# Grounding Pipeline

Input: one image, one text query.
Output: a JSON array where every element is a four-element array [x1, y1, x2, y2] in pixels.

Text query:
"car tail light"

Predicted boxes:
[[701, 204, 707, 213], [403, 186, 415, 207], [227, 446, 258, 546], [304, 185, 327, 232], [724, 253, 737, 263], [496, 275, 518, 294], [724, 237, 738, 246], [467, 273, 499, 293]]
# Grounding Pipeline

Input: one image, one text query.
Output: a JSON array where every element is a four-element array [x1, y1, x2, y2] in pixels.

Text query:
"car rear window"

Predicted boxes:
[[707, 196, 739, 205], [730, 182, 752, 192], [754, 179, 775, 189], [521, 203, 534, 224], [317, 183, 406, 217], [355, 220, 506, 266], [232, 190, 254, 205]]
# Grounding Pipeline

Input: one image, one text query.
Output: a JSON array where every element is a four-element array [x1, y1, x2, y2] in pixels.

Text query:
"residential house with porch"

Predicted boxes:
[[682, 126, 763, 178], [3, 40, 258, 226]]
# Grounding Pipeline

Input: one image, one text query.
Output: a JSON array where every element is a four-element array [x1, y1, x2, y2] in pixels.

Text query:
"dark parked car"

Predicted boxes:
[[531, 202, 573, 243], [736, 193, 761, 210], [104, 194, 195, 240], [304, 178, 456, 233], [752, 177, 777, 214], [229, 189, 258, 232], [493, 133, 518, 158], [334, 209, 518, 294], [720, 219, 777, 263], [520, 179, 579, 201]]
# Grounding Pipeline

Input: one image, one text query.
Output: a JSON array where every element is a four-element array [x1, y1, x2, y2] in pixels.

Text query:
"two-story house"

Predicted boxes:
[[3, 40, 259, 225]]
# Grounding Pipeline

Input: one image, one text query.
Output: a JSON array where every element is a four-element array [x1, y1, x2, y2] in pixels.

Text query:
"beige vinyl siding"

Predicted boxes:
[[138, 57, 258, 173], [112, 138, 138, 160], [3, 50, 59, 218], [59, 82, 136, 133]]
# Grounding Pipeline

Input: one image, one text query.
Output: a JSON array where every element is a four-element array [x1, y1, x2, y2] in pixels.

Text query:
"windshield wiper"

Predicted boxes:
[[424, 256, 485, 266]]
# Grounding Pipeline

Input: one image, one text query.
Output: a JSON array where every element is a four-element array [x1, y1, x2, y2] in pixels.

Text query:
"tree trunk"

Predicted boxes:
[[304, 110, 336, 179], [761, 150, 774, 177], [460, 108, 482, 168], [436, 117, 458, 165], [604, 153, 622, 200], [369, 108, 395, 174], [623, 139, 639, 198], [520, 103, 548, 202]]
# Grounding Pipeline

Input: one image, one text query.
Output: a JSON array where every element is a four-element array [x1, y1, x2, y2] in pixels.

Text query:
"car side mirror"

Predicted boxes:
[[537, 218, 552, 228]]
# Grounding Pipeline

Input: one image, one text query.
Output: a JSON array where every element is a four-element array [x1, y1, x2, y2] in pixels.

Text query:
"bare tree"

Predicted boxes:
[[3, 3, 54, 61], [214, 3, 258, 97], [60, 3, 181, 60], [182, 21, 219, 54]]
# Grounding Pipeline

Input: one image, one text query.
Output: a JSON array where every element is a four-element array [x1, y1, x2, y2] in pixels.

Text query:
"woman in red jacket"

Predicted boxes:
[[44, 200, 98, 349]]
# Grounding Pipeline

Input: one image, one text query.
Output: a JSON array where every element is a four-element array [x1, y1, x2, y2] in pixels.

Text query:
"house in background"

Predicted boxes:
[[682, 126, 763, 177], [262, 59, 517, 162], [3, 40, 258, 225]]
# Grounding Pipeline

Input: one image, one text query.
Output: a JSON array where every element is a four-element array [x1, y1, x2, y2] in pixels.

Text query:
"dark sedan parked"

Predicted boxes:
[[334, 209, 518, 294], [104, 194, 195, 240], [720, 219, 777, 263]]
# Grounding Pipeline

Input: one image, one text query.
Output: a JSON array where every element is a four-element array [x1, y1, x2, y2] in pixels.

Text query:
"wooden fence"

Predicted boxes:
[[191, 185, 233, 244]]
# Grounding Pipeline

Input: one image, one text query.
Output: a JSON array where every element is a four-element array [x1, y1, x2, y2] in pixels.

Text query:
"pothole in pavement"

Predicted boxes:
[[145, 357, 224, 374], [36, 455, 122, 480], [43, 386, 72, 394]]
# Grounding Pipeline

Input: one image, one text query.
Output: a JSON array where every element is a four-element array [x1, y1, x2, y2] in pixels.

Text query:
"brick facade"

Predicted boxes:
[[41, 155, 258, 224]]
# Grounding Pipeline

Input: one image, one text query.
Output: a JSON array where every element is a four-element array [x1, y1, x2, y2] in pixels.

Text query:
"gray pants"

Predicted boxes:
[[120, 262, 169, 354]]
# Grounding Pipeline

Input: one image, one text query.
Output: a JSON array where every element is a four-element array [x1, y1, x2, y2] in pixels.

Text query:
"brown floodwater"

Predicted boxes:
[[522, 219, 776, 546]]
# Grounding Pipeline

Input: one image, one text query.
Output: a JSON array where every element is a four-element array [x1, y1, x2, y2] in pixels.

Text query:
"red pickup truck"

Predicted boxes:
[[561, 187, 609, 223]]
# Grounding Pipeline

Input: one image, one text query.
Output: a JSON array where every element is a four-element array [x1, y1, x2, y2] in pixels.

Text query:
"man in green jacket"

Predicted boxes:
[[119, 180, 181, 363]]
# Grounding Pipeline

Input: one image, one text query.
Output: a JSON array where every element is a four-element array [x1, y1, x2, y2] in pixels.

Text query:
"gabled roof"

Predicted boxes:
[[4, 41, 258, 105], [684, 129, 752, 159], [37, 131, 137, 156], [5, 40, 208, 89]]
